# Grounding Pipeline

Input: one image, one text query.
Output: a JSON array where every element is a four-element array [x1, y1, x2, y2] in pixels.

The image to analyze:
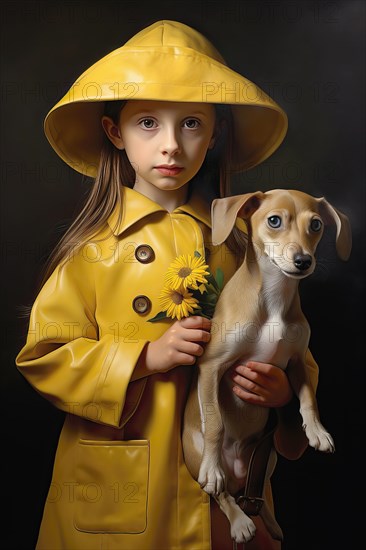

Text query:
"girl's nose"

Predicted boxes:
[[160, 126, 181, 156]]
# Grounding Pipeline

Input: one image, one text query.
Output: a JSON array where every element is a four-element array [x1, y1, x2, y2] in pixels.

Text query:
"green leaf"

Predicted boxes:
[[215, 268, 224, 290], [147, 311, 168, 323], [206, 272, 219, 293], [194, 250, 202, 258], [198, 294, 218, 305], [204, 283, 218, 294]]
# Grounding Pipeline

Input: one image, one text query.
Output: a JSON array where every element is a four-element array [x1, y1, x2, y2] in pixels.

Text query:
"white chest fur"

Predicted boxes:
[[214, 257, 310, 371]]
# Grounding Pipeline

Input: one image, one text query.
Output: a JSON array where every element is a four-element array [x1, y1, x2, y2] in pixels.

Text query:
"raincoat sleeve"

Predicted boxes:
[[15, 250, 148, 429]]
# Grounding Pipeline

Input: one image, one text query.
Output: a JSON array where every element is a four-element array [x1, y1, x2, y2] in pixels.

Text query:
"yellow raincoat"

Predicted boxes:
[[15, 19, 318, 550], [16, 186, 318, 549]]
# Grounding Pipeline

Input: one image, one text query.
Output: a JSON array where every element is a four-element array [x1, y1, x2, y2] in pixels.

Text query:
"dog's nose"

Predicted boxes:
[[294, 254, 312, 271]]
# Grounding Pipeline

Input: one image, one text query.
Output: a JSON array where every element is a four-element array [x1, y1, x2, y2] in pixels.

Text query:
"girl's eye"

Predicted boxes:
[[183, 119, 200, 129], [139, 118, 157, 129], [310, 218, 323, 232], [267, 215, 282, 228]]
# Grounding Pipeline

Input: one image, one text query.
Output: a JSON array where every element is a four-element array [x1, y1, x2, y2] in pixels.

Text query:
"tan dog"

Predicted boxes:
[[182, 189, 352, 544]]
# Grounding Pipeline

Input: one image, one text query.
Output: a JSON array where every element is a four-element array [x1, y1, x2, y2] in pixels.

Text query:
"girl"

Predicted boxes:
[[16, 20, 318, 550]]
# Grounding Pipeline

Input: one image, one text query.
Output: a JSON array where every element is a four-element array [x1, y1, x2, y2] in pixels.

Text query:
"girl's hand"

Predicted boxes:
[[143, 316, 211, 374], [231, 361, 293, 408]]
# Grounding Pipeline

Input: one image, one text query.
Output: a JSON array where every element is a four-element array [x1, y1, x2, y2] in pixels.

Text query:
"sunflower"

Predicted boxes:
[[159, 286, 200, 320], [165, 254, 209, 290]]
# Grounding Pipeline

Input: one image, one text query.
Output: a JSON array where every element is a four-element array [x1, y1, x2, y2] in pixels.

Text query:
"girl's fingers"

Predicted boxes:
[[172, 317, 211, 343], [232, 373, 258, 393], [232, 362, 293, 407], [170, 345, 204, 367], [180, 316, 212, 331], [176, 352, 199, 366], [245, 361, 273, 374], [181, 328, 211, 343], [232, 364, 266, 388], [233, 385, 266, 403], [177, 340, 205, 357]]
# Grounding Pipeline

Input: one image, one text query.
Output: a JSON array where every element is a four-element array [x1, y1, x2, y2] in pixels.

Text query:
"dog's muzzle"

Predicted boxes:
[[293, 253, 312, 271]]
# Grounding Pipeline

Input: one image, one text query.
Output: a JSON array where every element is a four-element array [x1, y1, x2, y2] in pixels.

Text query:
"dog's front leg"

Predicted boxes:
[[215, 492, 257, 543], [197, 359, 226, 495], [288, 357, 335, 453]]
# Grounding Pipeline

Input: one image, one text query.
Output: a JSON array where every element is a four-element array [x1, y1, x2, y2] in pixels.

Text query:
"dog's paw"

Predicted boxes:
[[303, 421, 335, 453], [230, 513, 256, 543], [198, 461, 225, 495]]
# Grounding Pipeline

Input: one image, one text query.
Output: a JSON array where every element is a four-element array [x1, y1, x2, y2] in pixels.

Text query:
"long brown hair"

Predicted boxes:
[[38, 100, 244, 289]]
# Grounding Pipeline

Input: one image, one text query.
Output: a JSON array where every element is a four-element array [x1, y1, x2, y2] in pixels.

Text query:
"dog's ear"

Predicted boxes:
[[211, 192, 265, 245], [317, 198, 352, 261]]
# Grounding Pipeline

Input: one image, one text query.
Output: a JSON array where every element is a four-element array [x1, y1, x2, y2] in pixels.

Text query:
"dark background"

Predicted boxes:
[[1, 1, 365, 549]]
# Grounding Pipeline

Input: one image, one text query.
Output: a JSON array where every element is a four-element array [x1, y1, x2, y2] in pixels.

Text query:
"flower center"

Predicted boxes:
[[178, 267, 192, 279], [172, 291, 184, 305]]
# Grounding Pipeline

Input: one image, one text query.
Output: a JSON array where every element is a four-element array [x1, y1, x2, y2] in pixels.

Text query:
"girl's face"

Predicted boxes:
[[103, 100, 216, 206]]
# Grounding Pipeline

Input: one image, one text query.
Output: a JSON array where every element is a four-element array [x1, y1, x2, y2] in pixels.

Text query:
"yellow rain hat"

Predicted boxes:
[[44, 20, 288, 177]]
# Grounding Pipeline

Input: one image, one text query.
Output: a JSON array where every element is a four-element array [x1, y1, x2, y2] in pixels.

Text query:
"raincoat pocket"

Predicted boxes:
[[74, 439, 150, 533]]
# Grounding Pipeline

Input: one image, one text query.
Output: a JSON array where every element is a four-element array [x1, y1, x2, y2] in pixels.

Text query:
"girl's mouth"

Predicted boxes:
[[155, 165, 184, 176]]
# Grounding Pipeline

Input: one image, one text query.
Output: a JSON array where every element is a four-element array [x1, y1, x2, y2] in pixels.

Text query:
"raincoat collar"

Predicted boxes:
[[107, 186, 211, 236]]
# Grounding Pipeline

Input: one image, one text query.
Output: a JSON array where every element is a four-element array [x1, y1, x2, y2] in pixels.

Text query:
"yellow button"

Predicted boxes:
[[132, 295, 152, 314], [135, 244, 155, 264]]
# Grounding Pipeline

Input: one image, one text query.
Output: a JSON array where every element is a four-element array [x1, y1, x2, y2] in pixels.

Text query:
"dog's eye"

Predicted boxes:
[[310, 218, 323, 232], [267, 215, 282, 228]]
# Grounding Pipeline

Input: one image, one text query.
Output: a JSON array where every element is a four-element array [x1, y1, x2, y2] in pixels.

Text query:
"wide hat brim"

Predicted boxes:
[[44, 20, 288, 177]]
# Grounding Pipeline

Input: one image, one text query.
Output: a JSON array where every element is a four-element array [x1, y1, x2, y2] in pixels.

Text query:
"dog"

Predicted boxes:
[[182, 189, 352, 544]]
